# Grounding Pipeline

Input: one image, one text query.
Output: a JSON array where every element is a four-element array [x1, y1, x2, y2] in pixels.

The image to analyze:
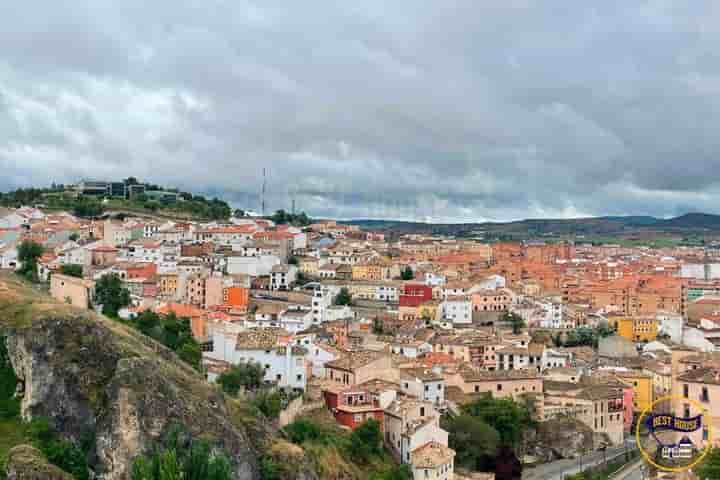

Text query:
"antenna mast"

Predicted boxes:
[[261, 168, 266, 217]]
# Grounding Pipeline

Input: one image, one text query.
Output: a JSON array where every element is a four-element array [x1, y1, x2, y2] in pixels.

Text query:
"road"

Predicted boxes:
[[621, 462, 645, 480], [522, 439, 638, 480]]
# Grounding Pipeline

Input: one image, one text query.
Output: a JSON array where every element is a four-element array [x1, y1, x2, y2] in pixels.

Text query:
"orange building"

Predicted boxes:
[[223, 286, 249, 311]]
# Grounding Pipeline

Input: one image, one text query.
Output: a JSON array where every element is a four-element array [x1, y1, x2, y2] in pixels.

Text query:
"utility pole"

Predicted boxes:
[[261, 168, 266, 217]]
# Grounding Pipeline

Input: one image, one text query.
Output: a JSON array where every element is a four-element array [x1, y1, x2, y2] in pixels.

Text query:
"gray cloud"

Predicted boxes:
[[2, 1, 720, 221]]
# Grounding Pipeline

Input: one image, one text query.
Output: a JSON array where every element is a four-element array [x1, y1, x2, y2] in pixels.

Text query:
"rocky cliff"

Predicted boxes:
[[0, 274, 317, 480]]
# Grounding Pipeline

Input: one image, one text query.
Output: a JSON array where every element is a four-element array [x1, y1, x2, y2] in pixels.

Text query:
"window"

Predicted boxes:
[[684, 404, 691, 419], [420, 407, 425, 417], [474, 385, 479, 393], [702, 387, 709, 403], [297, 374, 302, 381], [683, 384, 689, 398]]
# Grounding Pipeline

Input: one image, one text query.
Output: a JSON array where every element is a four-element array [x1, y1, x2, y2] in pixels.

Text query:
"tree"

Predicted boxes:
[[73, 199, 104, 218], [69, 233, 79, 242], [698, 447, 720, 480], [177, 342, 201, 370], [217, 362, 266, 396], [60, 264, 83, 278], [334, 287, 352, 306], [17, 240, 43, 282], [442, 414, 500, 471], [348, 419, 382, 463], [501, 311, 525, 334], [94, 274, 131, 318], [461, 396, 533, 447], [400, 266, 414, 280], [233, 209, 245, 218], [131, 427, 232, 480], [284, 418, 324, 444], [288, 256, 299, 265], [371, 465, 412, 480], [253, 391, 282, 419], [271, 209, 289, 224]]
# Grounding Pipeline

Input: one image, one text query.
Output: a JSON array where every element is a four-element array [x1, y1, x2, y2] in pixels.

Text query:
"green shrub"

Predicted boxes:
[[26, 418, 89, 480], [252, 391, 282, 419], [284, 419, 324, 444], [348, 419, 382, 463], [131, 426, 232, 480]]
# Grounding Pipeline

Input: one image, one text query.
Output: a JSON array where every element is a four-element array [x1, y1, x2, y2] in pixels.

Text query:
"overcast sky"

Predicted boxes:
[[3, 1, 720, 222]]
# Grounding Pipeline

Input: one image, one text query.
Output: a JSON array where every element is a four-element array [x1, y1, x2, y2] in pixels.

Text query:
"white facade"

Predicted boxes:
[[204, 329, 307, 390], [226, 255, 280, 276], [400, 373, 445, 406], [270, 265, 298, 290], [424, 272, 446, 287], [279, 308, 313, 333], [542, 348, 571, 370], [311, 285, 343, 324], [441, 298, 472, 324], [0, 246, 19, 270]]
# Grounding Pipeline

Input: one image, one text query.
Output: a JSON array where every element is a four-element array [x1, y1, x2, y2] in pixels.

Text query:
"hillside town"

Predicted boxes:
[[4, 189, 720, 479]]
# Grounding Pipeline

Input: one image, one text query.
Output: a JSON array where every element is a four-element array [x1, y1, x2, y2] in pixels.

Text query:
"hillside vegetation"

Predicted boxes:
[[0, 273, 316, 479]]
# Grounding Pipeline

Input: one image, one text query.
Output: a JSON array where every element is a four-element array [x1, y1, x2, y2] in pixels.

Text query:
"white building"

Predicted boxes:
[[226, 255, 281, 276], [278, 307, 313, 333], [204, 327, 307, 391], [410, 442, 455, 480], [399, 368, 445, 406], [424, 272, 446, 287], [441, 296, 472, 325], [310, 285, 344, 324], [270, 264, 298, 290], [0, 244, 19, 270], [384, 398, 451, 469], [293, 334, 339, 378], [391, 341, 433, 359]]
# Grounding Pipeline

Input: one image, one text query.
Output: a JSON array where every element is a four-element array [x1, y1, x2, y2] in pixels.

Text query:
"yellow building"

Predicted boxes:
[[297, 256, 319, 276], [352, 258, 393, 281], [418, 301, 439, 323], [617, 371, 653, 412], [158, 273, 178, 298], [616, 316, 657, 343]]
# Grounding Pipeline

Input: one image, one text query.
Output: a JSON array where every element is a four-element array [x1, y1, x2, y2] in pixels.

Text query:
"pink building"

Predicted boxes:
[[622, 385, 634, 432]]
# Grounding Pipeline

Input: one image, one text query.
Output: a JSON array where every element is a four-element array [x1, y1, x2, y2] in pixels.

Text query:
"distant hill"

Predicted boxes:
[[341, 213, 720, 238]]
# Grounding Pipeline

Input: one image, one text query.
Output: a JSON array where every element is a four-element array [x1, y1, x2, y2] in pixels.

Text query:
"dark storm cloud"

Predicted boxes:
[[3, 0, 720, 221]]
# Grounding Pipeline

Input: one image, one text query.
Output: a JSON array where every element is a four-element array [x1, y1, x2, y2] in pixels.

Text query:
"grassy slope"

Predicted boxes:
[[286, 408, 403, 480], [0, 419, 27, 469]]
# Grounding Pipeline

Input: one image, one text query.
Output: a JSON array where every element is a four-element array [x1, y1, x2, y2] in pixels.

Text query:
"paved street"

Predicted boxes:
[[523, 439, 638, 480]]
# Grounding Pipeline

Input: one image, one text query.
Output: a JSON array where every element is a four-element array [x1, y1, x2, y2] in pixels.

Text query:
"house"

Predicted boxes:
[[270, 264, 298, 290], [615, 316, 658, 343], [325, 351, 398, 385], [400, 368, 445, 406], [446, 368, 543, 399], [50, 274, 94, 309], [391, 340, 432, 359], [400, 284, 434, 308], [278, 307, 313, 333], [204, 327, 307, 391], [471, 288, 514, 312], [322, 379, 397, 430], [384, 398, 450, 466], [410, 442, 456, 480], [441, 296, 472, 325], [673, 365, 719, 448], [543, 382, 625, 445]]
